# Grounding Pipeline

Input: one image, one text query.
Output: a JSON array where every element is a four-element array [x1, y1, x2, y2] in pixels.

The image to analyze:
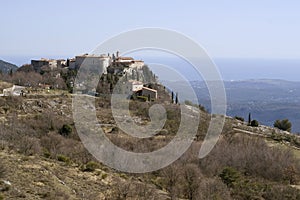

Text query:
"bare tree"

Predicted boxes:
[[182, 163, 202, 200], [160, 164, 182, 199], [109, 180, 132, 200]]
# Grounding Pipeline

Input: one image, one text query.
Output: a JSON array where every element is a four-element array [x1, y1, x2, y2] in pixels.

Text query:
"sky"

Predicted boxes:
[[1, 0, 300, 80]]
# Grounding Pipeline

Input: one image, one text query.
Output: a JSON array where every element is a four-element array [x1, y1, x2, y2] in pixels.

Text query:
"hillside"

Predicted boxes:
[[0, 60, 18, 73], [0, 93, 299, 199], [0, 149, 169, 199]]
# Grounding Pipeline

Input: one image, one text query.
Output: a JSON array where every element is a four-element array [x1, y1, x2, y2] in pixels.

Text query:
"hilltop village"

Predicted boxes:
[[0, 52, 161, 101]]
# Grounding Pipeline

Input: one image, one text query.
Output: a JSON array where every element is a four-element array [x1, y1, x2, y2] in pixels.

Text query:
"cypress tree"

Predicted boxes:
[[137, 71, 140, 81], [248, 113, 251, 125], [132, 70, 136, 80]]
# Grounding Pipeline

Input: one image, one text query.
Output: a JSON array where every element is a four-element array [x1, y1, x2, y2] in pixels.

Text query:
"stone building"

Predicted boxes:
[[75, 54, 111, 74], [2, 85, 26, 96], [126, 80, 144, 92], [31, 58, 66, 72], [141, 87, 157, 99]]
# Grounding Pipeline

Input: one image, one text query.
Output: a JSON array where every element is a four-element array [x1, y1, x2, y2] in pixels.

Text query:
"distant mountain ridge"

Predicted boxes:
[[0, 59, 18, 73]]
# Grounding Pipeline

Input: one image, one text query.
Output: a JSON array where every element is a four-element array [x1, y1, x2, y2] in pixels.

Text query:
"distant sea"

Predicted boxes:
[[214, 58, 300, 82], [143, 57, 300, 82], [3, 55, 300, 82]]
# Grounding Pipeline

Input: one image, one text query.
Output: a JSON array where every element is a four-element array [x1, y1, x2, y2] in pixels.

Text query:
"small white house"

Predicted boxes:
[[126, 80, 143, 92], [3, 85, 26, 96]]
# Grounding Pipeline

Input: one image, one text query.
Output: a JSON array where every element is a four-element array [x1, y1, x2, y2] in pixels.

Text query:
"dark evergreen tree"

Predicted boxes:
[[152, 73, 156, 82], [137, 71, 140, 81], [107, 73, 112, 83], [110, 83, 113, 93], [175, 92, 179, 104], [248, 113, 251, 125], [9, 69, 13, 77], [132, 70, 136, 80], [250, 120, 259, 127]]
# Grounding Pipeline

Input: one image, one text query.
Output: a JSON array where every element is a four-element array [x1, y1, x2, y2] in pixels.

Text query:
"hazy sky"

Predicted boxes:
[[1, 0, 300, 62]]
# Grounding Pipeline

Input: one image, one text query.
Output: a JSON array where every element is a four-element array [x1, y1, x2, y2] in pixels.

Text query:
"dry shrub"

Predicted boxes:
[[0, 96, 23, 110], [107, 134, 171, 153], [262, 184, 300, 200], [26, 111, 61, 135], [0, 119, 39, 154], [198, 178, 232, 200], [17, 136, 41, 156], [40, 132, 64, 158], [40, 132, 93, 165], [181, 163, 202, 200], [68, 145, 94, 165], [108, 180, 159, 200], [0, 161, 5, 179], [159, 159, 231, 200], [135, 182, 158, 200], [159, 163, 183, 199], [41, 190, 72, 200], [178, 142, 202, 164], [109, 180, 132, 200], [199, 134, 300, 182]]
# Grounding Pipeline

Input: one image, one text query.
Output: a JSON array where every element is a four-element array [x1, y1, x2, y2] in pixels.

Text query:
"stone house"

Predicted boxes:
[[31, 58, 66, 72], [126, 80, 144, 93], [141, 87, 157, 99], [2, 85, 26, 96]]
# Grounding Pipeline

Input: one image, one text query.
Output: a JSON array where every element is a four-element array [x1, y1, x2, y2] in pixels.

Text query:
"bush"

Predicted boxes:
[[198, 178, 232, 200], [250, 120, 259, 127], [0, 163, 5, 178], [82, 161, 99, 172], [137, 96, 148, 102], [184, 100, 198, 107], [220, 167, 240, 187], [274, 119, 292, 132], [101, 173, 108, 179], [17, 136, 41, 156], [263, 184, 300, 200], [234, 116, 244, 122], [40, 133, 65, 158], [59, 124, 72, 137], [42, 148, 51, 158], [57, 154, 70, 164]]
